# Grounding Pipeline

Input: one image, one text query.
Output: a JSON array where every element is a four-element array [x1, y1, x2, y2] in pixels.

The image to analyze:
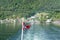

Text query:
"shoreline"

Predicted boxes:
[[52, 20, 60, 26]]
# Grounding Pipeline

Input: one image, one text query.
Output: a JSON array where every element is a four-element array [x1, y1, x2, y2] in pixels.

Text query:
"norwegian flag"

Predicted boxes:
[[22, 22, 31, 30], [21, 22, 31, 40]]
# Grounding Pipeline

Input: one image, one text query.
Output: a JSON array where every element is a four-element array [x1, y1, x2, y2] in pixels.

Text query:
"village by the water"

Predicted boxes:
[[0, 12, 60, 40]]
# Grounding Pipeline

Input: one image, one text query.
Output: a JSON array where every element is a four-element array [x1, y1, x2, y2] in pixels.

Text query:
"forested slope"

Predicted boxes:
[[0, 0, 60, 19]]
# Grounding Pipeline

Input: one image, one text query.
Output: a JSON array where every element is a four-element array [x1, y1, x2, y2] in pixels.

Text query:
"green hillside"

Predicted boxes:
[[0, 0, 60, 19]]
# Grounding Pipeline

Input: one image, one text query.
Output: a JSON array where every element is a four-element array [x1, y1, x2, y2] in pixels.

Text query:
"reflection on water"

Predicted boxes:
[[0, 22, 60, 40], [0, 22, 21, 40]]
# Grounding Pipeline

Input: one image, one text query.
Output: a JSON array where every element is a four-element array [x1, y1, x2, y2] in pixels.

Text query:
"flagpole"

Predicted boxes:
[[21, 22, 24, 40]]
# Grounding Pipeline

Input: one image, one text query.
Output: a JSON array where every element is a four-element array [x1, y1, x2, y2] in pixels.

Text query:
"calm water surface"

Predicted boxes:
[[0, 23, 60, 40]]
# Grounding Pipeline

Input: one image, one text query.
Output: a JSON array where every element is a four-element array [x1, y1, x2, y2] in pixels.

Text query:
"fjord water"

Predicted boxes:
[[23, 23, 60, 40], [0, 23, 21, 40], [0, 23, 60, 40]]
